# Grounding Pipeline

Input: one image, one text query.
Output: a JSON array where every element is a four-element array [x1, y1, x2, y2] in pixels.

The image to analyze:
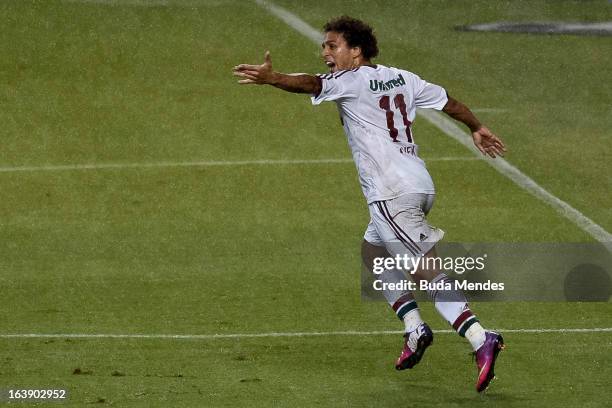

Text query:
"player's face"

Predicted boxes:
[[321, 31, 360, 73]]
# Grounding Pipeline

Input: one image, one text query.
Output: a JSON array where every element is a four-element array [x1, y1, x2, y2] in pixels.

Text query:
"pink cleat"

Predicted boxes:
[[474, 331, 505, 392], [395, 323, 433, 370]]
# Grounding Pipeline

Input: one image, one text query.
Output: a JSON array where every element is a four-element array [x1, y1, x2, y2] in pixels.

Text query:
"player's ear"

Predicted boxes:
[[351, 46, 362, 59]]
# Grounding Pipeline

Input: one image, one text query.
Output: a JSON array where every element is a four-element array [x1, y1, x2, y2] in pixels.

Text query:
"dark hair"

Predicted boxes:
[[323, 16, 379, 60]]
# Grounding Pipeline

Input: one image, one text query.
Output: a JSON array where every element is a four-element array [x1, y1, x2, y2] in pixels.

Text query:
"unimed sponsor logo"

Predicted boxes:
[[369, 73, 406, 92]]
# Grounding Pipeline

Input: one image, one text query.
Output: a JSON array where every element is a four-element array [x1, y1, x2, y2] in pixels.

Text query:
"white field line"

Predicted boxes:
[[0, 157, 475, 174], [255, 0, 323, 43], [1, 328, 611, 340], [256, 0, 612, 251], [417, 109, 612, 251]]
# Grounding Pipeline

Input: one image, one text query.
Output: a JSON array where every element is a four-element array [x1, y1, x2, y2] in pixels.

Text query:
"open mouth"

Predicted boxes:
[[325, 61, 336, 72]]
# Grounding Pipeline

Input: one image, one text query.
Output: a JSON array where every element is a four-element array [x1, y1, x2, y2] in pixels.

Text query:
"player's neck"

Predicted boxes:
[[352, 59, 373, 69]]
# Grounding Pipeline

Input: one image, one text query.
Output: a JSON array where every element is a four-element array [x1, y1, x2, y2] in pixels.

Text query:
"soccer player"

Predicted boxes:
[[233, 16, 506, 392]]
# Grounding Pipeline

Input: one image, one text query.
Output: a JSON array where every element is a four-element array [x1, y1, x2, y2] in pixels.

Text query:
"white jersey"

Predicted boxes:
[[311, 64, 448, 204]]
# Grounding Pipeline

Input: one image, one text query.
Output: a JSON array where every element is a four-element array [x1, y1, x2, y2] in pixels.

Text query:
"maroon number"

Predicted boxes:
[[378, 95, 398, 142], [378, 94, 413, 143], [393, 94, 413, 143]]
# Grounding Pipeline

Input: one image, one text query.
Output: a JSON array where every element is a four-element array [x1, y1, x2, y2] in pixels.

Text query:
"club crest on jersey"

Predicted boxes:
[[369, 74, 406, 92]]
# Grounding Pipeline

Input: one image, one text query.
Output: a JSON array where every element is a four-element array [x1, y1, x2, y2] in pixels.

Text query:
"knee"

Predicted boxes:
[[361, 240, 389, 270]]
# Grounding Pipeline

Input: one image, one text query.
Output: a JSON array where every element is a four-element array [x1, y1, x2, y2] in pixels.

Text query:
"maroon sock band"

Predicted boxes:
[[452, 310, 474, 331]]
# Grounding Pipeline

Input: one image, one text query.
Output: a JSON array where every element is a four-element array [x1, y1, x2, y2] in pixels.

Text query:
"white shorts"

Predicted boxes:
[[364, 193, 445, 257]]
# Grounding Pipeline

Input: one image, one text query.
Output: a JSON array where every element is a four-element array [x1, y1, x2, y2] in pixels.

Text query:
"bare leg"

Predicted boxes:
[[361, 239, 390, 272], [361, 239, 420, 329], [409, 245, 487, 351]]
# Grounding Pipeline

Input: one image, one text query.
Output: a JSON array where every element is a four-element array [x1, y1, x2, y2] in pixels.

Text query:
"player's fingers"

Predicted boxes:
[[238, 79, 256, 84], [236, 64, 261, 70], [491, 136, 507, 151], [233, 71, 259, 78], [484, 141, 503, 156], [233, 71, 259, 81], [237, 73, 259, 82], [489, 134, 500, 142], [475, 143, 487, 156], [490, 147, 504, 157], [233, 70, 258, 77], [264, 50, 271, 65], [488, 137, 506, 151], [234, 64, 260, 71], [482, 137, 504, 154], [491, 143, 506, 157], [239, 69, 261, 77], [233, 72, 250, 79]]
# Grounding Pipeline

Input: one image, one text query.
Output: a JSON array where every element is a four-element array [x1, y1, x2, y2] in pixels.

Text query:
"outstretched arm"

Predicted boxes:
[[233, 51, 321, 95], [442, 96, 506, 158]]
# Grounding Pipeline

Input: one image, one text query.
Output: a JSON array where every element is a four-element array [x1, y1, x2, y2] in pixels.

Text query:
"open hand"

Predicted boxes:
[[233, 51, 276, 85], [472, 126, 506, 158]]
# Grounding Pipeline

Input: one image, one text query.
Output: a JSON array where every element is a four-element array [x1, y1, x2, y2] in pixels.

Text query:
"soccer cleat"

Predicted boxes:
[[395, 323, 433, 370], [474, 331, 505, 392]]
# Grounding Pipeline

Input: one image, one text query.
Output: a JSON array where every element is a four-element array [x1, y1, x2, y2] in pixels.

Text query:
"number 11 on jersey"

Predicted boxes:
[[378, 94, 413, 143]]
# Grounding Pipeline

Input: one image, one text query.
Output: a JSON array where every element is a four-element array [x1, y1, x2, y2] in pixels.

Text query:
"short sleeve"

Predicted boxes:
[[311, 70, 359, 105], [409, 72, 448, 110]]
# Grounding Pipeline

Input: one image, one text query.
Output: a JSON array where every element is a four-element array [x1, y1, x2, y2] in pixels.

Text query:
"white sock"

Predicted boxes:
[[427, 274, 487, 350], [465, 322, 487, 351], [427, 274, 468, 325], [403, 308, 424, 333]]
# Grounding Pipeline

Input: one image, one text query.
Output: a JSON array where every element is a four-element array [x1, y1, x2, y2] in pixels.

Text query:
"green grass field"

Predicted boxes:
[[0, 0, 611, 406]]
